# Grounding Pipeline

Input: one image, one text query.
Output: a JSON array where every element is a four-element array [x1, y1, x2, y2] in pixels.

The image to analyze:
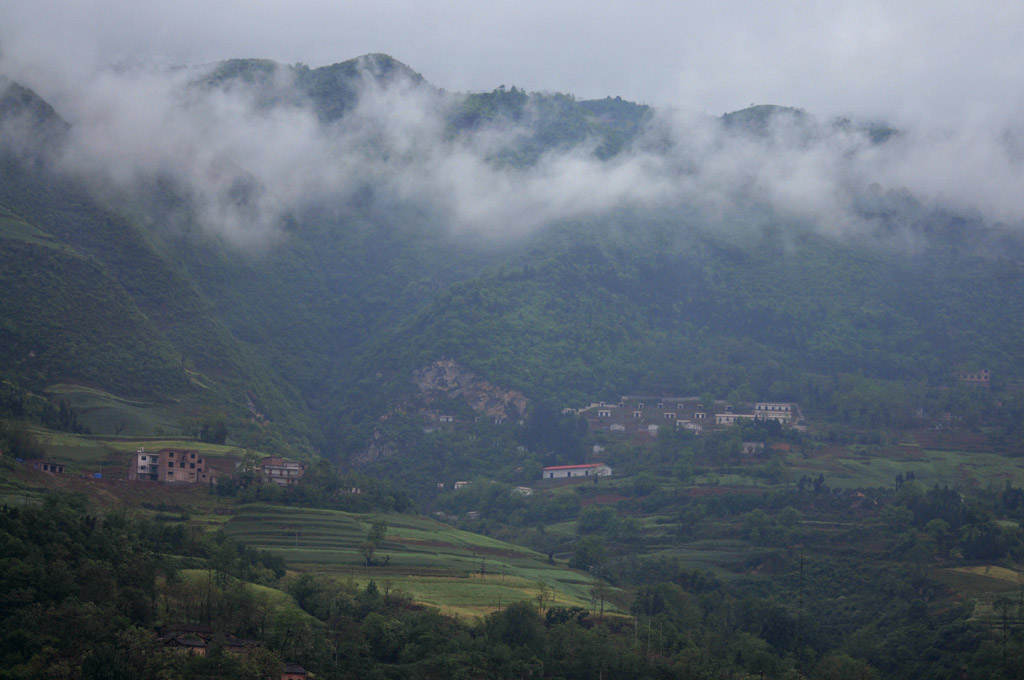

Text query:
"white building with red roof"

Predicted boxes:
[[541, 463, 612, 480]]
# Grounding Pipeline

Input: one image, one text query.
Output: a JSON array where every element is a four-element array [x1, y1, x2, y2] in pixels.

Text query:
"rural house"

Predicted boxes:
[[541, 463, 612, 479], [160, 449, 216, 484], [129, 448, 160, 481], [752, 402, 796, 423], [577, 395, 802, 434], [157, 625, 260, 656], [259, 456, 306, 486], [959, 369, 991, 387], [129, 448, 218, 484]]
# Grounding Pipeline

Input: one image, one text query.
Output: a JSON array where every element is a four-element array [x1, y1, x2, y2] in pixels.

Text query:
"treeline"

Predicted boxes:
[[0, 376, 88, 460], [215, 459, 415, 514], [0, 493, 286, 679]]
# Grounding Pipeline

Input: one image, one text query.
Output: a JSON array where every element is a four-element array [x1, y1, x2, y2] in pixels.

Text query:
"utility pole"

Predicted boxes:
[[797, 548, 805, 664]]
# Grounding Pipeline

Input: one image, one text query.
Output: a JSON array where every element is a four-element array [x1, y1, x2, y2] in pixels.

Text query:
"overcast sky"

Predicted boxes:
[[2, 0, 1023, 126]]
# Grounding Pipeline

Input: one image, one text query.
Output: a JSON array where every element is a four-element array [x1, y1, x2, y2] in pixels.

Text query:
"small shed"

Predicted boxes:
[[282, 664, 309, 680], [28, 460, 64, 474]]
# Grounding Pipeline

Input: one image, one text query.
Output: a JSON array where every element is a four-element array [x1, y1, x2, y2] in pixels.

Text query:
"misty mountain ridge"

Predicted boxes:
[[1, 53, 1023, 463]]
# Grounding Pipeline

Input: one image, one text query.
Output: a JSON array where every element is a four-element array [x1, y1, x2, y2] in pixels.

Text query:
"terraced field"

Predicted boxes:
[[791, 444, 1024, 490], [223, 504, 605, 618], [25, 427, 249, 476], [46, 383, 186, 437]]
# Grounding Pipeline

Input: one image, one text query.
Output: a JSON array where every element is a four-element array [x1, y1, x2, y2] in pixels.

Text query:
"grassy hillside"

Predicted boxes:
[[44, 384, 186, 437]]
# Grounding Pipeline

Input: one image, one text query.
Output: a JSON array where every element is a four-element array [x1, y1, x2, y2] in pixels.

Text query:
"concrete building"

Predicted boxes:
[[716, 412, 755, 425], [541, 463, 612, 479], [160, 449, 215, 484], [129, 448, 216, 484], [259, 456, 305, 486], [130, 448, 160, 481], [578, 395, 801, 434], [753, 402, 795, 423]]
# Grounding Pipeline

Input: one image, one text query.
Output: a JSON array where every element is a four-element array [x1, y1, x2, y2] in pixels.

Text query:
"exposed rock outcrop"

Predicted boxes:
[[412, 359, 528, 420], [350, 427, 398, 466], [352, 359, 529, 467]]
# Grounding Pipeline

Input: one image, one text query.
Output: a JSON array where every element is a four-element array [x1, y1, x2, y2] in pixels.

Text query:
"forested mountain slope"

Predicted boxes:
[[2, 54, 1023, 462]]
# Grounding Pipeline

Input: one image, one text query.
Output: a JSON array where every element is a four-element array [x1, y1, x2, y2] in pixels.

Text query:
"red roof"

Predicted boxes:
[[542, 463, 606, 471]]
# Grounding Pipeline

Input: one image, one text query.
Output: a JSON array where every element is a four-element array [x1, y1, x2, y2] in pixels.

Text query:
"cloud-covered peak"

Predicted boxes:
[[2, 49, 1023, 250]]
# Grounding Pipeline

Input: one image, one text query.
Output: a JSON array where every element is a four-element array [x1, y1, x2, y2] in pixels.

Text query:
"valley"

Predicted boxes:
[[3, 49, 1024, 679]]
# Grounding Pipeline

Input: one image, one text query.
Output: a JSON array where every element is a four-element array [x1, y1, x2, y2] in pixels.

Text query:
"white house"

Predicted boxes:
[[541, 463, 612, 480], [754, 402, 795, 423], [130, 448, 160, 481], [716, 412, 755, 426]]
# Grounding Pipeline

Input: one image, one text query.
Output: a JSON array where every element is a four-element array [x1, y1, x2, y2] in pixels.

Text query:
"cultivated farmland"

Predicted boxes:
[[224, 503, 606, 618]]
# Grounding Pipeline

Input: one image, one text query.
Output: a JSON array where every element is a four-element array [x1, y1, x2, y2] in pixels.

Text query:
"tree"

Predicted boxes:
[[569, 536, 608, 571], [590, 580, 610, 622], [577, 505, 619, 535], [359, 541, 377, 567], [359, 519, 388, 567], [486, 600, 546, 655], [236, 450, 261, 488], [367, 519, 388, 545], [199, 414, 228, 444]]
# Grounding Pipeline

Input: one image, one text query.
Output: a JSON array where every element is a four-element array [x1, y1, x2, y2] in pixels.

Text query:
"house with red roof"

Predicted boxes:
[[541, 463, 612, 480]]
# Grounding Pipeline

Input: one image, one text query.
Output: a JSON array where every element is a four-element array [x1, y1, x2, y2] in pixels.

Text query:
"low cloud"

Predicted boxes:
[[3, 54, 1024, 248]]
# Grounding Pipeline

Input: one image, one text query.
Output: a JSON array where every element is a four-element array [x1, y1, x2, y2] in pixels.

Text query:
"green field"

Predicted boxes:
[[787, 444, 1024, 490], [46, 383, 186, 437], [26, 426, 248, 474], [223, 504, 606, 618]]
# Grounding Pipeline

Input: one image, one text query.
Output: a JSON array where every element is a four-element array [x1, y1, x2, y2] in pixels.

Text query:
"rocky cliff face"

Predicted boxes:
[[352, 359, 529, 467], [412, 359, 529, 420], [350, 427, 398, 467]]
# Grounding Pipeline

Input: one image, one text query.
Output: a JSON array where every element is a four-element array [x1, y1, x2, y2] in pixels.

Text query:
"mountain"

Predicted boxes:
[[1, 55, 1023, 465]]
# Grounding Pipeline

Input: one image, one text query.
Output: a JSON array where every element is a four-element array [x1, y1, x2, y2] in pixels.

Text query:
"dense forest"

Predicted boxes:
[[3, 56, 1022, 462]]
